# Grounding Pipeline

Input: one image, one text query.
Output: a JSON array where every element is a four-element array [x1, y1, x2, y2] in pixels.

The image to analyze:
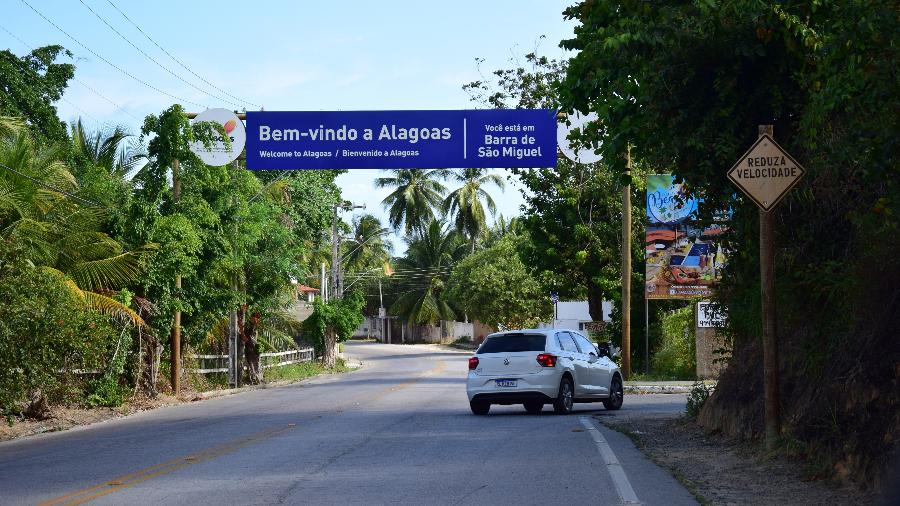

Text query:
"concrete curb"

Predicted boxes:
[[625, 385, 692, 394]]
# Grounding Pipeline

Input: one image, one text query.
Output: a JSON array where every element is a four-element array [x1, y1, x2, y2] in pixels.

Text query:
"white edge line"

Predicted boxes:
[[580, 416, 642, 505]]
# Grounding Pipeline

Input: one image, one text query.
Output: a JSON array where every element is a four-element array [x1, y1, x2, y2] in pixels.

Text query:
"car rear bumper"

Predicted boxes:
[[466, 370, 561, 403], [469, 391, 555, 405]]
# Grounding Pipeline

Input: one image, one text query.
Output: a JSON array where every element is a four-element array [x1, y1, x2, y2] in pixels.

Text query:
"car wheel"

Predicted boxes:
[[523, 401, 543, 414], [553, 376, 575, 415], [603, 375, 624, 410], [470, 401, 490, 415]]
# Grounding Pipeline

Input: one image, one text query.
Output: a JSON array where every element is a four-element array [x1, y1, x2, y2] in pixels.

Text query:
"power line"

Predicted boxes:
[[0, 22, 143, 122], [59, 96, 102, 125], [104, 0, 259, 109], [20, 0, 207, 109], [0, 162, 103, 208], [72, 77, 142, 121], [76, 0, 244, 109]]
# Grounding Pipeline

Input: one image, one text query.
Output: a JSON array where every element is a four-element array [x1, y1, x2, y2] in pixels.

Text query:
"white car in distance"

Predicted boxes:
[[466, 329, 624, 415]]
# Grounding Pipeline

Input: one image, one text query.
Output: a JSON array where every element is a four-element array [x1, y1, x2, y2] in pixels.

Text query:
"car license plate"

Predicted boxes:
[[495, 379, 517, 388]]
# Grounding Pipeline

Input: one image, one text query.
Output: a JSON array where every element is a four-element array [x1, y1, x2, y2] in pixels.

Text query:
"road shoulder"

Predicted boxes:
[[597, 413, 876, 505], [0, 359, 363, 444]]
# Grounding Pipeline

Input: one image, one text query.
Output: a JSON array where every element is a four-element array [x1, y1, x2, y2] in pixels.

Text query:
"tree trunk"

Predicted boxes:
[[24, 389, 52, 420], [243, 339, 262, 384], [587, 281, 606, 323], [240, 309, 263, 384], [137, 327, 162, 398], [323, 328, 337, 368]]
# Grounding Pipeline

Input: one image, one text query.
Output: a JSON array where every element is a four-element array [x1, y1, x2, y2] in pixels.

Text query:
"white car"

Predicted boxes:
[[466, 329, 623, 415]]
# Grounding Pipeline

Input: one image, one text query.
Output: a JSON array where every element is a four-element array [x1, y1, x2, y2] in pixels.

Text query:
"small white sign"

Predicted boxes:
[[190, 108, 246, 166], [697, 301, 727, 328]]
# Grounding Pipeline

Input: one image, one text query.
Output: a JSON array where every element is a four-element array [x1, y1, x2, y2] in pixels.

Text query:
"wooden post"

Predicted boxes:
[[171, 157, 181, 395], [621, 145, 632, 378], [758, 124, 780, 449]]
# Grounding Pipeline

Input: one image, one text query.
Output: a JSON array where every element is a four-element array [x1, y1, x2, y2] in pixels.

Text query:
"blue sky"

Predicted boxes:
[[2, 0, 577, 253]]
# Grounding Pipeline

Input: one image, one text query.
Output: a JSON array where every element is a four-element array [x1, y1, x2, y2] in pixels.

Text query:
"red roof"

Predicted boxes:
[[297, 284, 320, 293], [646, 230, 685, 243]]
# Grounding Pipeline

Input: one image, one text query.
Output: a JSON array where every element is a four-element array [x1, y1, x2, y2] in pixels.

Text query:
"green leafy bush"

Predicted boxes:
[[0, 243, 123, 416], [686, 381, 714, 419], [651, 306, 696, 379]]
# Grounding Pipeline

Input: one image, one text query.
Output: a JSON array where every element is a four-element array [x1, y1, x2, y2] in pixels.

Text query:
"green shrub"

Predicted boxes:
[[84, 375, 126, 408], [651, 306, 696, 379], [0, 244, 124, 416], [686, 380, 714, 418]]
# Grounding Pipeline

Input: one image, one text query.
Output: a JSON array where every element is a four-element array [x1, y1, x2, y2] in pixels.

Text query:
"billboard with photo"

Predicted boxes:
[[645, 174, 727, 299]]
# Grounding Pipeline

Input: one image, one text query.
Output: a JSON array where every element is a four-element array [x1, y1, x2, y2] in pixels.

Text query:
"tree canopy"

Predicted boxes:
[[0, 46, 74, 142]]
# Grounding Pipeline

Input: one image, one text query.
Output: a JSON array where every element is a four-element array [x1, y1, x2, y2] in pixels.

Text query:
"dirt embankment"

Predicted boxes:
[[600, 414, 883, 505], [1, 395, 179, 442], [698, 335, 900, 489]]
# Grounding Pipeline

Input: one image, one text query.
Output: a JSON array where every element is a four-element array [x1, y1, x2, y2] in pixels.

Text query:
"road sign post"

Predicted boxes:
[[728, 124, 805, 450]]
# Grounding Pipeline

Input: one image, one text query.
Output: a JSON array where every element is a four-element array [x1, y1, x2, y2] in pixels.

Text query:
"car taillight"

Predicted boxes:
[[468, 357, 479, 370], [536, 353, 557, 368]]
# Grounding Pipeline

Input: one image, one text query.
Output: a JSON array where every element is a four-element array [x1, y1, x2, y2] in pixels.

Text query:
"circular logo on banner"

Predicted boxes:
[[557, 111, 603, 164], [647, 178, 698, 224], [189, 108, 245, 166]]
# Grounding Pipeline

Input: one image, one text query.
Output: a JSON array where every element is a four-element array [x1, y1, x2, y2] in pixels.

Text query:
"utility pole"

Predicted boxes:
[[321, 262, 328, 302], [330, 202, 365, 300], [171, 158, 182, 396], [726, 124, 805, 451], [621, 145, 632, 379], [378, 277, 385, 343], [229, 159, 240, 388], [758, 124, 780, 449], [331, 204, 340, 300]]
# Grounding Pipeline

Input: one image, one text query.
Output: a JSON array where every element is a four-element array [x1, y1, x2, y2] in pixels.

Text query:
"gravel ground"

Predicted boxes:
[[596, 413, 879, 505]]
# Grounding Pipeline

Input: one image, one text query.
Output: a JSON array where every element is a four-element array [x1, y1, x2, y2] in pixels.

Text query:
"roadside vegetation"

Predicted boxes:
[[560, 0, 898, 487], [0, 45, 345, 420]]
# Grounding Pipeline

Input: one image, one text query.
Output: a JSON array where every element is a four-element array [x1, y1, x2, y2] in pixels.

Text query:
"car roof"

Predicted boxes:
[[485, 328, 585, 339]]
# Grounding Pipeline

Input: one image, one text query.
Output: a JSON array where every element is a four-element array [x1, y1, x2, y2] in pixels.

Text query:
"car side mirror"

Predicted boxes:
[[595, 342, 611, 358], [587, 353, 599, 363]]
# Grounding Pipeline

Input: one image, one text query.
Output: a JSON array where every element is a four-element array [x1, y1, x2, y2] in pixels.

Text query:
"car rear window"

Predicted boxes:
[[477, 334, 546, 354]]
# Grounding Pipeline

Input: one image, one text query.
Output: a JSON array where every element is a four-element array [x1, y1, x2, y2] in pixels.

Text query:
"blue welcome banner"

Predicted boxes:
[[245, 109, 558, 170]]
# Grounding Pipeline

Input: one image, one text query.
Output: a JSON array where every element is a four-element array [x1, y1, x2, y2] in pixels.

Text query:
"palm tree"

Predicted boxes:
[[70, 119, 145, 178], [0, 130, 149, 326], [389, 220, 466, 324], [343, 213, 392, 273], [483, 214, 524, 247], [375, 169, 447, 236], [441, 168, 505, 252]]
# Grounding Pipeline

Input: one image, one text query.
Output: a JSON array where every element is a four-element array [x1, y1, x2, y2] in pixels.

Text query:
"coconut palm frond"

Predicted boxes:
[[0, 180, 28, 217], [56, 231, 121, 260], [257, 328, 299, 353], [81, 290, 145, 327], [0, 116, 25, 137], [205, 316, 230, 350], [67, 246, 154, 291]]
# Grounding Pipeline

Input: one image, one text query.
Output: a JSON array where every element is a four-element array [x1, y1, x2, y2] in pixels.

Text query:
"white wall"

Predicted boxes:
[[538, 300, 612, 330]]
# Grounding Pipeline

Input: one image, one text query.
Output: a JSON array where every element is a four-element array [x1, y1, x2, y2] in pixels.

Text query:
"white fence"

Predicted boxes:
[[187, 348, 315, 374]]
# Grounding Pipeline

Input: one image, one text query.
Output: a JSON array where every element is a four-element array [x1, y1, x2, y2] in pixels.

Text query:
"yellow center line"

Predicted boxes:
[[38, 424, 296, 506]]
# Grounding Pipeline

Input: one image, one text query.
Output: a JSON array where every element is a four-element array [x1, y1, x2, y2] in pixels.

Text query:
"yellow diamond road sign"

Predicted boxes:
[[727, 134, 805, 212]]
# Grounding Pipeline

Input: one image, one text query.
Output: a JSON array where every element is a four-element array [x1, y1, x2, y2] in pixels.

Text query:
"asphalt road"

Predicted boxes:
[[0, 342, 696, 505]]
